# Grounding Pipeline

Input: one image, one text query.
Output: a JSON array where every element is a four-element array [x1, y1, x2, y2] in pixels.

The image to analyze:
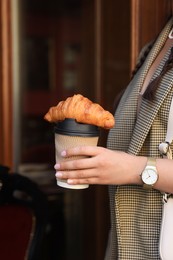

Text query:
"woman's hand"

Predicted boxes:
[[54, 146, 147, 186]]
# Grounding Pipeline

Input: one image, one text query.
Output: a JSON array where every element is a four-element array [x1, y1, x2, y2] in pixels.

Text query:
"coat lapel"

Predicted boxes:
[[135, 18, 173, 93], [128, 71, 173, 155], [128, 18, 173, 155]]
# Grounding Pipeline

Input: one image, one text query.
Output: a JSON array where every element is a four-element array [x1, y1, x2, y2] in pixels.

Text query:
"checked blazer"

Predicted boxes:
[[105, 17, 173, 260]]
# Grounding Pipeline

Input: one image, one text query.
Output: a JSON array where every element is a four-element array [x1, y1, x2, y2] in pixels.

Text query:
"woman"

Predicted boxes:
[[54, 2, 173, 259]]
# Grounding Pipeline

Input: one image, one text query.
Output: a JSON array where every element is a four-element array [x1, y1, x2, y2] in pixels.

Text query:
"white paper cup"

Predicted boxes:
[[54, 118, 99, 189]]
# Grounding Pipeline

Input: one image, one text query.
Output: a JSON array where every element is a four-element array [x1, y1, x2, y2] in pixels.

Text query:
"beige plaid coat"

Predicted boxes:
[[105, 18, 173, 260]]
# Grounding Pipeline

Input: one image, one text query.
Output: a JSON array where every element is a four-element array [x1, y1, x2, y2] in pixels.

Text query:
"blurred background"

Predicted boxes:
[[0, 0, 171, 259]]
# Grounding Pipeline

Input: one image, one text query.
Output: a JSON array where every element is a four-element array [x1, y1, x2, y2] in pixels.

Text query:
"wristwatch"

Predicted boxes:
[[140, 157, 158, 189]]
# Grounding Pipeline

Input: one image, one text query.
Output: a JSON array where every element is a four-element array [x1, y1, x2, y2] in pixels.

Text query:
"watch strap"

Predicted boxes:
[[147, 157, 156, 167], [143, 183, 153, 190]]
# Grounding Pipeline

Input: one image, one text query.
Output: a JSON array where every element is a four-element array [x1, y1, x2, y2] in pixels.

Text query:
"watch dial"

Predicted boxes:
[[142, 168, 158, 185]]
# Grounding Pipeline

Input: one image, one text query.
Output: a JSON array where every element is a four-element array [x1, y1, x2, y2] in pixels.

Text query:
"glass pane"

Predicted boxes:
[[102, 0, 131, 113], [13, 0, 95, 259], [19, 0, 94, 168]]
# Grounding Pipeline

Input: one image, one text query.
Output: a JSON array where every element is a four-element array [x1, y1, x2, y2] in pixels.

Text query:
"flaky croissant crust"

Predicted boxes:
[[44, 94, 115, 129]]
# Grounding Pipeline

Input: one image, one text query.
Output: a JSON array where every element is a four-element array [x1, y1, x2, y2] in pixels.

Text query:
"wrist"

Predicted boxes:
[[127, 155, 147, 185]]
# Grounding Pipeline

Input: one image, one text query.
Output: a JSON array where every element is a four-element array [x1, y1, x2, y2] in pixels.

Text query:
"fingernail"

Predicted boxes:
[[54, 164, 60, 170], [55, 172, 63, 178], [67, 179, 74, 184], [61, 150, 66, 157]]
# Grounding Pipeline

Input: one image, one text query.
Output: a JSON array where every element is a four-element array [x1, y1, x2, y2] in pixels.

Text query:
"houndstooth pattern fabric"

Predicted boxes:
[[105, 17, 173, 260]]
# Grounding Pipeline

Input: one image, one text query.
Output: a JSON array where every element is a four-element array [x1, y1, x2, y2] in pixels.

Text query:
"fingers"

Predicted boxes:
[[59, 145, 104, 158], [67, 177, 99, 185], [54, 146, 107, 185], [54, 146, 104, 171], [55, 169, 103, 185], [54, 156, 98, 185], [55, 167, 97, 180], [55, 156, 95, 171]]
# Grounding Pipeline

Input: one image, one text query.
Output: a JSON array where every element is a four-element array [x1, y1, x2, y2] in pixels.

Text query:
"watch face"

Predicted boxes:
[[142, 167, 158, 185]]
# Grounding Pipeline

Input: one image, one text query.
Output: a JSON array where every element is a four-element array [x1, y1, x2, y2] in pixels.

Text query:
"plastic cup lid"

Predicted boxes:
[[54, 118, 99, 137]]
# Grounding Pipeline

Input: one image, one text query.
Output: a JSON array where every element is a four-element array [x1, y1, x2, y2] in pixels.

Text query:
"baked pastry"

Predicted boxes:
[[44, 94, 115, 129]]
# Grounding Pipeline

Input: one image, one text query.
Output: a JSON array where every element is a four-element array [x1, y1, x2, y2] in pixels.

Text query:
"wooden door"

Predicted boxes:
[[0, 1, 172, 260], [0, 0, 13, 168], [94, 1, 172, 259], [131, 0, 172, 70]]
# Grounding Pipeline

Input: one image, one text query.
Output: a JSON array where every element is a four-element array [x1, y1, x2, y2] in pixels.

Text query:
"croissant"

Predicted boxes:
[[44, 94, 115, 129]]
